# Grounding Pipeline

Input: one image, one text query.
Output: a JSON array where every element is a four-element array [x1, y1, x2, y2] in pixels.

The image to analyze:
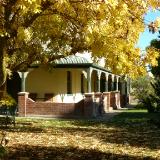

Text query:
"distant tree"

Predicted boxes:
[[131, 75, 153, 104]]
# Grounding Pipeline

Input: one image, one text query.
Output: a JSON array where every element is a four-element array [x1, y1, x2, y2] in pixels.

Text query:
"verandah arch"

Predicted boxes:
[[91, 70, 98, 92], [100, 72, 106, 93], [118, 77, 121, 92], [108, 74, 112, 92], [113, 76, 117, 91]]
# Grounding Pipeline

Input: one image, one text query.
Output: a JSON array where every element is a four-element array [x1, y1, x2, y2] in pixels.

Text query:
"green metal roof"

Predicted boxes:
[[30, 55, 111, 73], [54, 55, 111, 73], [54, 55, 91, 64]]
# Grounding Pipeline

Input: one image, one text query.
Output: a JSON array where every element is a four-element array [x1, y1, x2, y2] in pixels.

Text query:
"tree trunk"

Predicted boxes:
[[0, 38, 7, 89]]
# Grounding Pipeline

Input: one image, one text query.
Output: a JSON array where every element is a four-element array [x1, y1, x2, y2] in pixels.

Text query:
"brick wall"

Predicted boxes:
[[18, 91, 122, 118], [27, 99, 76, 117], [19, 94, 84, 118], [18, 92, 94, 118], [83, 93, 95, 117]]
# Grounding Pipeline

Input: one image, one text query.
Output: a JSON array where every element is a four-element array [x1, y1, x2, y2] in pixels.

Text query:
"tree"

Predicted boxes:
[[131, 75, 160, 113], [0, 0, 160, 92], [148, 39, 160, 77], [131, 75, 153, 103], [135, 38, 160, 113]]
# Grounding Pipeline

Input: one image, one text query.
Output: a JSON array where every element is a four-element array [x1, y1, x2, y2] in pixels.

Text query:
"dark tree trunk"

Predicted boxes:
[[0, 38, 7, 88]]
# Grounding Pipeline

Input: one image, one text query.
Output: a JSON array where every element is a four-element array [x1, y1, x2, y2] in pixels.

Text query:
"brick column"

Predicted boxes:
[[94, 92, 103, 116], [84, 93, 95, 118], [103, 92, 112, 112], [115, 91, 121, 109], [110, 91, 121, 109], [110, 92, 116, 109], [18, 92, 29, 117]]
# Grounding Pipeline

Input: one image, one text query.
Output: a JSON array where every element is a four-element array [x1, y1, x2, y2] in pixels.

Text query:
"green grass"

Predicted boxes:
[[111, 109, 160, 123], [1, 109, 160, 160]]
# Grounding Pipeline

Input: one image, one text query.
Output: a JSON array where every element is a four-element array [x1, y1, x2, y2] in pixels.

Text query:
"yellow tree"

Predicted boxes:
[[0, 0, 160, 90]]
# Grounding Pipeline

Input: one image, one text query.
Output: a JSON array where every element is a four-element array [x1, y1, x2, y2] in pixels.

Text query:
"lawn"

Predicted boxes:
[[1, 109, 160, 160]]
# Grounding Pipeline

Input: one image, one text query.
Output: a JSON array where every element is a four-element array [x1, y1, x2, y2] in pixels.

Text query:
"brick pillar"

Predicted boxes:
[[18, 92, 29, 117], [110, 92, 116, 109], [110, 91, 121, 109], [103, 92, 112, 112], [120, 95, 127, 107], [84, 93, 95, 118], [94, 92, 103, 116], [115, 91, 121, 109]]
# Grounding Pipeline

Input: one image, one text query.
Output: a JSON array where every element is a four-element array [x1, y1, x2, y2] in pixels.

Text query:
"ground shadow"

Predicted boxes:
[[4, 145, 156, 160], [0, 121, 44, 133], [1, 111, 160, 151], [59, 111, 160, 150]]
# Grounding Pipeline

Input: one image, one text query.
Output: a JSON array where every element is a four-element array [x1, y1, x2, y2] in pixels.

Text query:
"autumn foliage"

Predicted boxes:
[[0, 0, 160, 86]]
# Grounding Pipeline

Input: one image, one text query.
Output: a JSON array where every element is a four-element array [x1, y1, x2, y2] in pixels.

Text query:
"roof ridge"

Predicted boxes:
[[55, 55, 90, 64]]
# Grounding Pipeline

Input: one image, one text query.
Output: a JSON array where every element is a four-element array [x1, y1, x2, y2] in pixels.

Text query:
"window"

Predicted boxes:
[[29, 93, 37, 101], [44, 93, 54, 102], [67, 71, 72, 94], [81, 74, 84, 93]]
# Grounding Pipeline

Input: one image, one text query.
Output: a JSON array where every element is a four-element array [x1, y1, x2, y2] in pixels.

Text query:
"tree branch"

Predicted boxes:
[[22, 0, 56, 28]]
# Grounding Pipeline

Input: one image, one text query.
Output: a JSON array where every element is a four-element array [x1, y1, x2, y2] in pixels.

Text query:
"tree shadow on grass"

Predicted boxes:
[[4, 145, 156, 160], [1, 111, 160, 151], [0, 121, 44, 133], [70, 111, 160, 127], [63, 111, 160, 150], [54, 125, 160, 150]]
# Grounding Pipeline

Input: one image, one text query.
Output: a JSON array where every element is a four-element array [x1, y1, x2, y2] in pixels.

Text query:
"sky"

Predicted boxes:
[[137, 10, 160, 51]]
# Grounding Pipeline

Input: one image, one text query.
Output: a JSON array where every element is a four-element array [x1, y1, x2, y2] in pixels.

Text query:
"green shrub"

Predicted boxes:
[[0, 145, 6, 158], [141, 96, 156, 113], [135, 103, 146, 109]]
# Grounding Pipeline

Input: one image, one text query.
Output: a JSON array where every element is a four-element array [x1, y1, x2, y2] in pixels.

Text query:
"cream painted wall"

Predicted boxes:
[[26, 67, 67, 98], [26, 66, 88, 102]]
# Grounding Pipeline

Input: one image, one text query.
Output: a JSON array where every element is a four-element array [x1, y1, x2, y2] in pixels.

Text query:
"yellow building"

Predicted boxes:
[[6, 55, 130, 117]]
